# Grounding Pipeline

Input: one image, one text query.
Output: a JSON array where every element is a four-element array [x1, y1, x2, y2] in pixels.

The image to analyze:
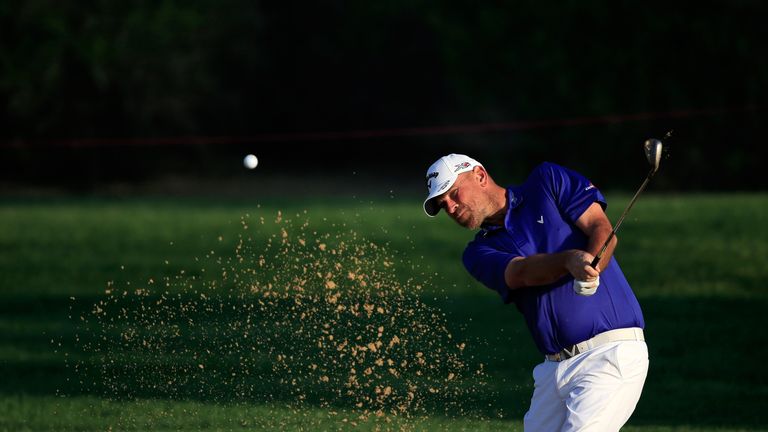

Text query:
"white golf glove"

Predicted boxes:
[[573, 275, 600, 296]]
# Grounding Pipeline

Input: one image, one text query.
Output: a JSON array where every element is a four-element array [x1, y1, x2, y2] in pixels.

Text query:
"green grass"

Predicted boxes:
[[1, 194, 767, 431]]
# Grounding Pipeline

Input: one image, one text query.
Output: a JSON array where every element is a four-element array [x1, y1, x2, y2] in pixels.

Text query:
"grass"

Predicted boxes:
[[1, 193, 767, 431]]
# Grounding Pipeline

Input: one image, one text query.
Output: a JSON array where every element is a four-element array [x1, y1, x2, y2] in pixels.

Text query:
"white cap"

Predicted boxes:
[[423, 153, 483, 217]]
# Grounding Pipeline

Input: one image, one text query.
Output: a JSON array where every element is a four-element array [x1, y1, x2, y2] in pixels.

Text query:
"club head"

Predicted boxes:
[[644, 139, 663, 174]]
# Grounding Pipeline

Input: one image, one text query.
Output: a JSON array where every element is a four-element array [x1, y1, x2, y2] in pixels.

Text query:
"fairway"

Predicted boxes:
[[1, 194, 767, 431]]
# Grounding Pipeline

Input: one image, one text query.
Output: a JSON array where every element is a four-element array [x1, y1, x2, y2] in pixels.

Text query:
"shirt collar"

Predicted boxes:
[[479, 186, 523, 236]]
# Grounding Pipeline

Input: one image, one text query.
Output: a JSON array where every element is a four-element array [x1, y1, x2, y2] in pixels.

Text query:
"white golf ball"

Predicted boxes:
[[243, 154, 258, 169]]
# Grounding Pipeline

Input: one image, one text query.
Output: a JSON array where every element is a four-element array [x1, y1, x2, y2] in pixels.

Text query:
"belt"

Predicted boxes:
[[545, 327, 645, 362]]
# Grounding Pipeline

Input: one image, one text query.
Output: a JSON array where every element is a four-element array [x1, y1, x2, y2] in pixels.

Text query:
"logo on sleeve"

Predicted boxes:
[[585, 184, 595, 191], [536, 215, 544, 224]]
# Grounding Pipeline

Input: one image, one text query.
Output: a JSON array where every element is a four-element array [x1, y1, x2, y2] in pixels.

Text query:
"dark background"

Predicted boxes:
[[1, 1, 765, 193]]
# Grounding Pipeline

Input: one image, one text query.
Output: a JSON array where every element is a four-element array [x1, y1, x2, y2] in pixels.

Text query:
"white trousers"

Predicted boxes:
[[523, 340, 649, 432]]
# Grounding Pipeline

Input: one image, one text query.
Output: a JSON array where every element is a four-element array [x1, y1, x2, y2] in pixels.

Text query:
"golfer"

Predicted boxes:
[[423, 154, 648, 431]]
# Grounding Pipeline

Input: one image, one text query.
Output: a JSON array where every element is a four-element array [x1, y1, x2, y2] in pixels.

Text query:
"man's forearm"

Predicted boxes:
[[575, 202, 618, 272], [504, 251, 574, 289], [586, 222, 617, 271]]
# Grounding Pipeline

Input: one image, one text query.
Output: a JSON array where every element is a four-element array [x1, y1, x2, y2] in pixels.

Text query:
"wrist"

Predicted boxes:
[[563, 249, 582, 268]]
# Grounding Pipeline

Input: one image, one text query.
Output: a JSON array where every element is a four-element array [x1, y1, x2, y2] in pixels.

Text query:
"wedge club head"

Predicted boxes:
[[644, 139, 663, 175]]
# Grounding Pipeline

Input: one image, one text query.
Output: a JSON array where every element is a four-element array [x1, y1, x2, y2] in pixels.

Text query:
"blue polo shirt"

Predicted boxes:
[[462, 162, 644, 355]]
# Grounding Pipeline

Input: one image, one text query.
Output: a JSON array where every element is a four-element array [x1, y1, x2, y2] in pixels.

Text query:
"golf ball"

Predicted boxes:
[[243, 154, 258, 169]]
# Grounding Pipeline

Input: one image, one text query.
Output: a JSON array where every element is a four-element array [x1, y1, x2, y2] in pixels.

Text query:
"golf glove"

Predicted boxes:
[[573, 276, 600, 296]]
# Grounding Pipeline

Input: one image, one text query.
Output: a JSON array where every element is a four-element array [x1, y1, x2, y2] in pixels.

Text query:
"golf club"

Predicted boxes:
[[590, 137, 665, 269]]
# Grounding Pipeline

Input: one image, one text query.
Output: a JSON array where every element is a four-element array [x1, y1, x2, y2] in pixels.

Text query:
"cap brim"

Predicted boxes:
[[423, 177, 457, 217], [423, 196, 440, 217]]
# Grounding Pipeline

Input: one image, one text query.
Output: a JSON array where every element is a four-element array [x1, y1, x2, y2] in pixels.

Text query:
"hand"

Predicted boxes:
[[573, 275, 600, 296], [565, 250, 600, 281]]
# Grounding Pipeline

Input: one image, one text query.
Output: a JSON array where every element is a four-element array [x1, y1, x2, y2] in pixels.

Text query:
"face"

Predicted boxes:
[[433, 169, 490, 229]]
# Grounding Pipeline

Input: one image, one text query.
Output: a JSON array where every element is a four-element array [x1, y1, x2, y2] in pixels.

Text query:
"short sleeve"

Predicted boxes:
[[536, 162, 606, 223], [462, 240, 517, 303]]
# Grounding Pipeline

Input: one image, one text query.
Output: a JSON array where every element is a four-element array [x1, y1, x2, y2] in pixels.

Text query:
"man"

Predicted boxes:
[[423, 153, 648, 431]]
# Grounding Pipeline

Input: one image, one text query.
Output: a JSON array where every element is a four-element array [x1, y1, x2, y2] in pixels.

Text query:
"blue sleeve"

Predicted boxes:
[[462, 240, 516, 303], [536, 162, 607, 223]]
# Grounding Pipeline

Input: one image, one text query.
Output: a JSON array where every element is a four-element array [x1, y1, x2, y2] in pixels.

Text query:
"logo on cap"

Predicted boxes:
[[454, 162, 471, 172], [426, 171, 439, 189]]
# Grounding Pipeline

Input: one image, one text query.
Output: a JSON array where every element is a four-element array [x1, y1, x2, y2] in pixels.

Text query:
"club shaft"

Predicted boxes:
[[590, 171, 654, 269]]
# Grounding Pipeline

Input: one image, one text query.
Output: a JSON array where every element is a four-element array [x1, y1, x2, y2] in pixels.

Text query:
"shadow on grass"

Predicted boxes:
[[1, 294, 766, 428]]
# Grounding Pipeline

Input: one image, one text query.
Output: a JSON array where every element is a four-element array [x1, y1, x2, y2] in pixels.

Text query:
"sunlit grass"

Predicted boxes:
[[1, 194, 766, 430]]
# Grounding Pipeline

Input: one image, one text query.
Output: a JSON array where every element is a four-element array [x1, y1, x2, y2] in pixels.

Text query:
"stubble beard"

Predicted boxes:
[[454, 210, 483, 230]]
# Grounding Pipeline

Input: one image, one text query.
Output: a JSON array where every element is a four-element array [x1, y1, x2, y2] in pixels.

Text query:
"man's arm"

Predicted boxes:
[[504, 250, 599, 290], [503, 202, 613, 290], [574, 202, 617, 271]]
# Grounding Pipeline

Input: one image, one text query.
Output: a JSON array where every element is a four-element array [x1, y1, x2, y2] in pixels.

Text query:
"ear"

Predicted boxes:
[[474, 166, 488, 186]]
